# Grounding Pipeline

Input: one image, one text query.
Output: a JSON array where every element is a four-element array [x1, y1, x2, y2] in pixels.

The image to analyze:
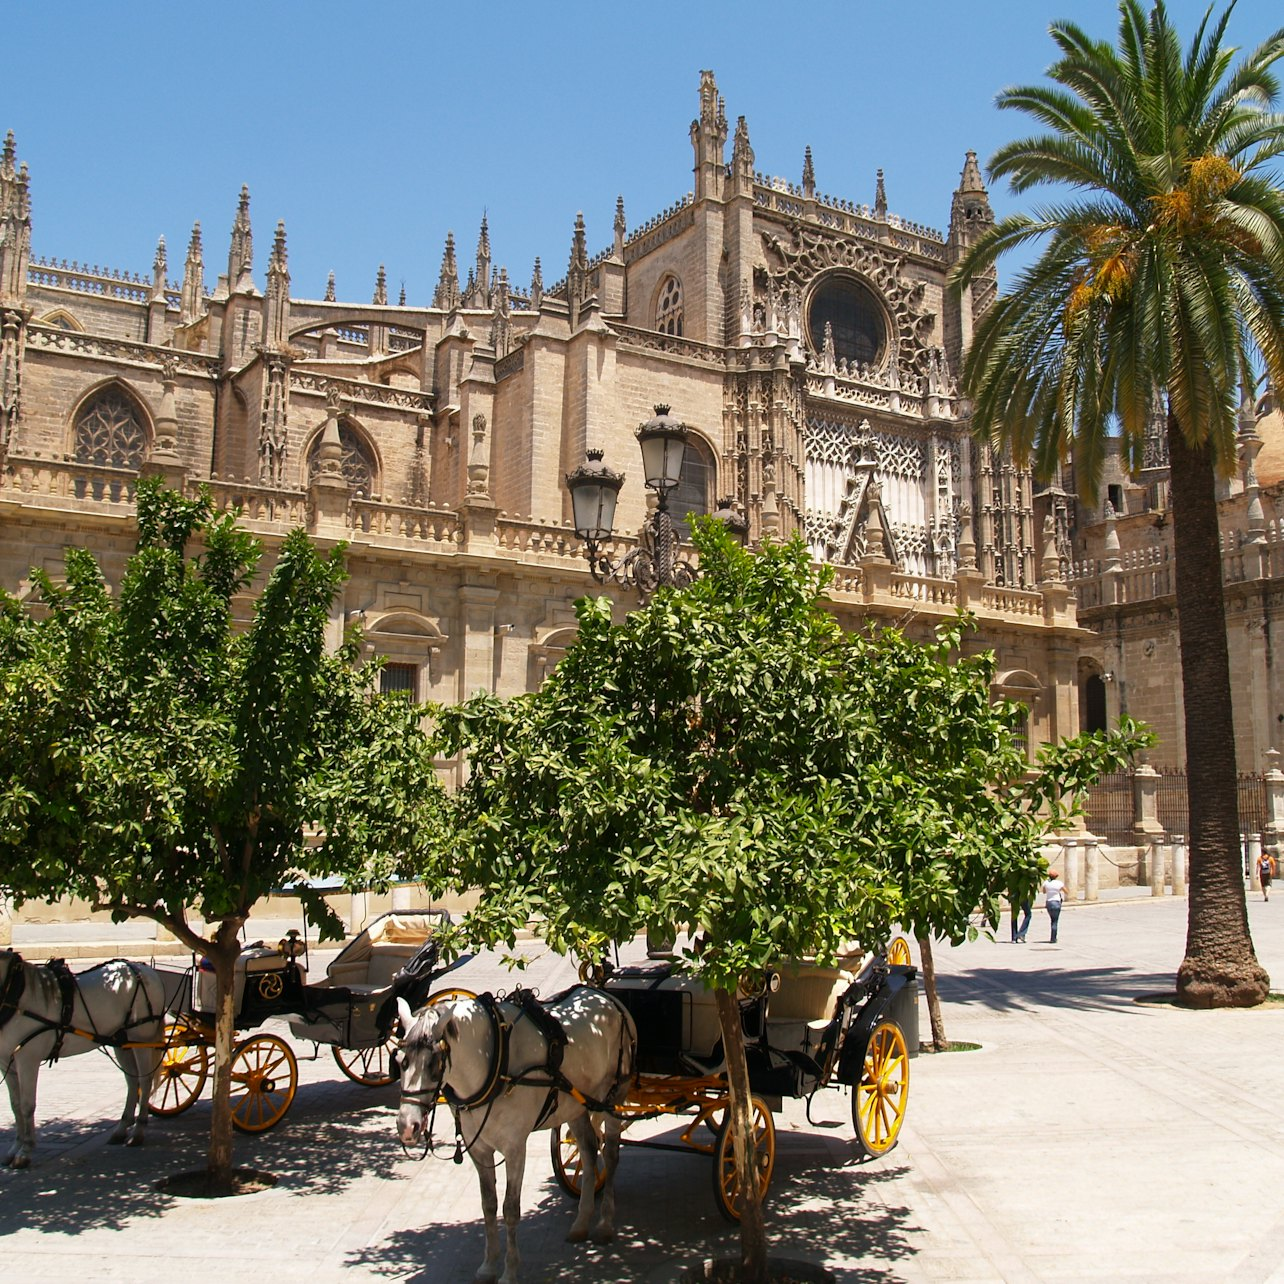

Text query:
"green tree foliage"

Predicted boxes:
[[0, 478, 447, 1188], [952, 0, 1284, 1006], [437, 521, 1145, 1279]]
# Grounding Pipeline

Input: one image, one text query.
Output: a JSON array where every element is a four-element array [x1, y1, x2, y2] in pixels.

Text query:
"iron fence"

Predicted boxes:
[[1083, 768, 1267, 843]]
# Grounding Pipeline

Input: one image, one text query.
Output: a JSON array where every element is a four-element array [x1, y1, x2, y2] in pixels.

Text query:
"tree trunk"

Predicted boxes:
[[1167, 416, 1270, 1006], [714, 987, 770, 1284], [917, 936, 948, 1051], [206, 932, 239, 1190]]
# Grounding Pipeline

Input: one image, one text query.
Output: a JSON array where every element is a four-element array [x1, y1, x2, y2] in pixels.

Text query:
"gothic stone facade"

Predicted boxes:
[[0, 72, 1088, 776]]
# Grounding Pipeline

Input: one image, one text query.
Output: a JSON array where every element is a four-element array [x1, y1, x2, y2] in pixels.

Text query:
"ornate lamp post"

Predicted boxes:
[[565, 405, 747, 598]]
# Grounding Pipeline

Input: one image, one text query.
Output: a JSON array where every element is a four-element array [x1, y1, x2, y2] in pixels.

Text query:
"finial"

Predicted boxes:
[[398, 281, 406, 306], [324, 270, 336, 302], [478, 211, 490, 258], [188, 221, 202, 255], [802, 146, 815, 197], [154, 235, 167, 273], [614, 195, 626, 236], [959, 150, 986, 193], [373, 263, 388, 305], [1, 131, 14, 172], [271, 220, 287, 267], [875, 168, 887, 219]]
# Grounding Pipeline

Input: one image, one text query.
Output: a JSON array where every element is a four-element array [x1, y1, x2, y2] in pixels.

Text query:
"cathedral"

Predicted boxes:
[[0, 70, 1088, 776]]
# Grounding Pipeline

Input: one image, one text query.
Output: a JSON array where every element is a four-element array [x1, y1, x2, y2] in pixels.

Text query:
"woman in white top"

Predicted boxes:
[[1043, 871, 1066, 944]]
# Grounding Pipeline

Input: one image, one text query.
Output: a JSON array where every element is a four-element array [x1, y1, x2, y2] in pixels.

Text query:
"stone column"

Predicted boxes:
[[457, 584, 500, 704], [1132, 763, 1165, 846], [1263, 749, 1284, 861], [1247, 833, 1263, 888]]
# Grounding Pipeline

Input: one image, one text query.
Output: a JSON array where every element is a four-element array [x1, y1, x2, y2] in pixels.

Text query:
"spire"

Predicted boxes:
[[467, 211, 491, 307], [567, 213, 589, 323], [324, 270, 336, 302], [262, 220, 291, 350], [0, 130, 32, 307], [802, 146, 815, 199], [570, 212, 588, 272], [373, 263, 388, 305], [398, 281, 406, 307], [151, 235, 168, 301], [433, 231, 459, 310], [875, 169, 887, 220], [691, 69, 729, 201], [949, 149, 993, 250], [613, 195, 626, 257], [731, 115, 754, 192], [228, 184, 253, 290], [530, 256, 543, 310], [180, 222, 204, 323]]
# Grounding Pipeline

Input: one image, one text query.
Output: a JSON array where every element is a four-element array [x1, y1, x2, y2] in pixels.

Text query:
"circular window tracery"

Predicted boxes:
[[808, 274, 887, 370]]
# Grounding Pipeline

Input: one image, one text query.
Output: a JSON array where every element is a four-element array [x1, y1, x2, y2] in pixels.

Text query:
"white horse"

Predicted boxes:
[[0, 951, 169, 1168], [396, 986, 637, 1284]]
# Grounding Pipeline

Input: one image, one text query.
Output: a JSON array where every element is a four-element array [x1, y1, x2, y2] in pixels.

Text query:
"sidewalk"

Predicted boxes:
[[1, 894, 1282, 1281]]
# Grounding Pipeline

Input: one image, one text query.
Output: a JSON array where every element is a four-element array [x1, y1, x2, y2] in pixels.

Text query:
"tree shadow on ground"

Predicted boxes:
[[0, 1077, 411, 1235], [345, 1122, 920, 1283], [934, 965, 1176, 1014]]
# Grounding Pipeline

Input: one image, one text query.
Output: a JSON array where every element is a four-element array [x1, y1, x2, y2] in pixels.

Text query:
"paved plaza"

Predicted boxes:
[[2, 892, 1282, 1282]]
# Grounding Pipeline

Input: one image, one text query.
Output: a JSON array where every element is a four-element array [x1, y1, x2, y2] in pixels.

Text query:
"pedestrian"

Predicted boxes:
[[1259, 850, 1274, 902], [1011, 892, 1032, 943], [1043, 870, 1066, 943]]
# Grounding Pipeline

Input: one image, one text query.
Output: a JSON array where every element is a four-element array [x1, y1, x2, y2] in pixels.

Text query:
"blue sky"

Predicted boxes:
[[5, 0, 1282, 301]]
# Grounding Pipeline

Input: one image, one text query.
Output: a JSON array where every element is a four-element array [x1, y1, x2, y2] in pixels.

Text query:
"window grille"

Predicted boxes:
[[379, 662, 417, 698], [656, 276, 684, 337]]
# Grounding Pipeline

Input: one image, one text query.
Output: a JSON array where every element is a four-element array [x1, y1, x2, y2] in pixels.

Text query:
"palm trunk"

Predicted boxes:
[[917, 935, 948, 1050], [1167, 415, 1269, 1006], [206, 935, 239, 1190], [714, 987, 770, 1284]]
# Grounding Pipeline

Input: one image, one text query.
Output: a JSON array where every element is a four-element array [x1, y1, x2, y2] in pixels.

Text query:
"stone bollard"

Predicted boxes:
[[1149, 837, 1168, 896], [1084, 836, 1100, 902], [1247, 834, 1263, 889], [1062, 838, 1082, 901], [1172, 835, 1187, 897], [349, 889, 369, 933]]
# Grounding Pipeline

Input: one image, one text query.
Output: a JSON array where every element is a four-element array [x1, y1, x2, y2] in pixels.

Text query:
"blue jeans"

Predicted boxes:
[[1011, 901, 1032, 941], [1048, 900, 1062, 942]]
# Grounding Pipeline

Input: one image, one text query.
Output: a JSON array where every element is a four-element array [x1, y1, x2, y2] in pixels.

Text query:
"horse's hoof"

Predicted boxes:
[[10, 1154, 29, 1170], [126, 1134, 145, 1148], [107, 1133, 126, 1146], [565, 1227, 589, 1244]]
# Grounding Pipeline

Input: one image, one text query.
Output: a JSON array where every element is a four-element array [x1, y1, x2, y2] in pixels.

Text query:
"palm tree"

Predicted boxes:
[[953, 0, 1284, 1007]]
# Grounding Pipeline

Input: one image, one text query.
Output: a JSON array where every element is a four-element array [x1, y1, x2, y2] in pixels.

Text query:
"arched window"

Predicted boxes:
[[72, 385, 148, 469], [40, 308, 83, 332], [671, 434, 715, 541], [307, 420, 377, 496], [655, 275, 684, 337]]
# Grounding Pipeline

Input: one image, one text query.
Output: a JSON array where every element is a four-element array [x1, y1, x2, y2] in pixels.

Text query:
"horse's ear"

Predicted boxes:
[[444, 1016, 459, 1040], [396, 997, 415, 1031]]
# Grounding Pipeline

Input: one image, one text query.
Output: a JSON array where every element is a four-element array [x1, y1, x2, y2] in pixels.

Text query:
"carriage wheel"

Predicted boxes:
[[711, 1097, 775, 1223], [853, 1019, 910, 1158], [149, 1018, 209, 1116], [332, 1034, 398, 1087], [549, 1121, 607, 1198], [887, 936, 912, 967], [230, 1033, 298, 1133]]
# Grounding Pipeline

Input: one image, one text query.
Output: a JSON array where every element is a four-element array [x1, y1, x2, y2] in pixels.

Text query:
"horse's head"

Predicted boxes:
[[395, 996, 455, 1146]]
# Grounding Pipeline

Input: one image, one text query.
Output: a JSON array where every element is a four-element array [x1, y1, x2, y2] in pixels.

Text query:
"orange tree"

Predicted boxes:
[[434, 520, 1143, 1282], [0, 478, 447, 1191]]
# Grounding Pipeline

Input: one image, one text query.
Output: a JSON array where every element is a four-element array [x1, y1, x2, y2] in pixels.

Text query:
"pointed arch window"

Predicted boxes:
[[307, 421, 377, 497], [73, 385, 148, 469], [656, 275, 684, 337], [672, 434, 715, 541]]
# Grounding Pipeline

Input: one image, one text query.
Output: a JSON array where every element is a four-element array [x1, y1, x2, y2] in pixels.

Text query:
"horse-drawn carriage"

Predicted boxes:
[[550, 939, 918, 1220], [150, 909, 454, 1132]]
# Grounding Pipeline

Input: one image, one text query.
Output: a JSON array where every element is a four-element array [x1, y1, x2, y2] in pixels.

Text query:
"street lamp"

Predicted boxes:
[[565, 405, 748, 598]]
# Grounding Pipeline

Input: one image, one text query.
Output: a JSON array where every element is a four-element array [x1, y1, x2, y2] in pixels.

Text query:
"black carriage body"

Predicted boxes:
[[288, 910, 450, 1050], [192, 947, 308, 1029]]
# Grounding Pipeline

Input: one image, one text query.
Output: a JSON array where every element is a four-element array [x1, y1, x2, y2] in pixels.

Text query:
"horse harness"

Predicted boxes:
[[407, 986, 634, 1163], [0, 951, 160, 1065]]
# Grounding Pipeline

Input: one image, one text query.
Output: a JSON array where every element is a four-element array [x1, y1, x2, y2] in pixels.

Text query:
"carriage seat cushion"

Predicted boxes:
[[328, 942, 421, 990], [769, 964, 855, 1024]]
